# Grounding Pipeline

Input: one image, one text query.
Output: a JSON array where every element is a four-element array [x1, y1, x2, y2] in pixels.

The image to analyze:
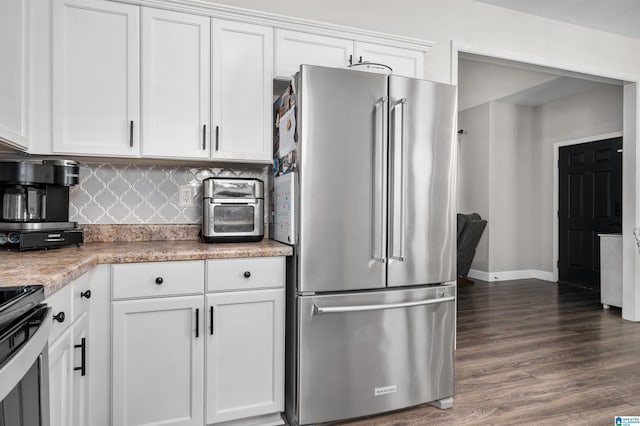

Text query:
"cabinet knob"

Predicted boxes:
[[80, 290, 91, 299], [155, 277, 164, 285], [53, 312, 65, 323], [243, 271, 251, 279]]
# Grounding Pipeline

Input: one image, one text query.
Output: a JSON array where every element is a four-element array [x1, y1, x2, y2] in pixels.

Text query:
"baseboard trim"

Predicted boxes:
[[467, 269, 555, 283]]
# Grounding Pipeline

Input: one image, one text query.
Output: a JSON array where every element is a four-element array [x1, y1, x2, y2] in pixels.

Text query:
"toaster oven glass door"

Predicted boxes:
[[213, 204, 256, 233]]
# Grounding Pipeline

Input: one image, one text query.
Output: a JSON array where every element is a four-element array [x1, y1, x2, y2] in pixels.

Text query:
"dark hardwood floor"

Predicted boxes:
[[339, 279, 640, 425]]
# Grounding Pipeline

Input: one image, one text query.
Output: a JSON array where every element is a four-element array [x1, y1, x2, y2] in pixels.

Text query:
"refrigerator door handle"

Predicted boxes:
[[313, 296, 455, 314], [372, 96, 388, 264], [389, 97, 407, 262]]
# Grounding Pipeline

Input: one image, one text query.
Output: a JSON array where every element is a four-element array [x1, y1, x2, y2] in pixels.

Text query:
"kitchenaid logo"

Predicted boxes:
[[374, 385, 397, 396]]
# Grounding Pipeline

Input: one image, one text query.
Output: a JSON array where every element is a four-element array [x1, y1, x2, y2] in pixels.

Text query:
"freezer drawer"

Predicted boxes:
[[296, 285, 455, 425]]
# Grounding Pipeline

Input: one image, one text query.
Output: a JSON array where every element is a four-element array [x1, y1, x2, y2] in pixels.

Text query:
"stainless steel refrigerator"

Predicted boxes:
[[274, 65, 458, 425]]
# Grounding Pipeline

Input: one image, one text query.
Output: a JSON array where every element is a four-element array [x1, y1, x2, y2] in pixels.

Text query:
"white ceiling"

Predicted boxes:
[[497, 76, 611, 107], [475, 0, 640, 39]]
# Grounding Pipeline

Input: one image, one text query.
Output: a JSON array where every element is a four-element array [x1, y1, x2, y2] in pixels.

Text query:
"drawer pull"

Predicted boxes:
[[195, 308, 200, 338], [74, 337, 86, 376], [53, 312, 65, 323], [210, 306, 214, 335], [155, 277, 164, 285], [243, 271, 251, 278], [80, 290, 91, 299]]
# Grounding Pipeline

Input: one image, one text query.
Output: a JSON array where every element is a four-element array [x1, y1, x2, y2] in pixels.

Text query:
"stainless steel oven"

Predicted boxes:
[[0, 286, 51, 426], [202, 178, 264, 243]]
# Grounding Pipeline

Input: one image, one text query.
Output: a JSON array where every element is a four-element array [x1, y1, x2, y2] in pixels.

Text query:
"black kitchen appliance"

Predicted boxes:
[[0, 285, 51, 426], [0, 159, 83, 250]]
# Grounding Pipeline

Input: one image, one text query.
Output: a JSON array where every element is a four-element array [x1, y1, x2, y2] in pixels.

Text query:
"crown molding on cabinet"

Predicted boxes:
[[114, 0, 435, 51]]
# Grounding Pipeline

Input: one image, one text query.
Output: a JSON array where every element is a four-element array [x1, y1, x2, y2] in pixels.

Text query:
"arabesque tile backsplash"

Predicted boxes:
[[69, 163, 269, 224]]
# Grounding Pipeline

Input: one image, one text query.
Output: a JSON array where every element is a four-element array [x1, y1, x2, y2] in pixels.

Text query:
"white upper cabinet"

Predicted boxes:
[[0, 0, 29, 150], [211, 19, 273, 162], [52, 0, 140, 156], [353, 41, 424, 78], [274, 29, 426, 80], [141, 8, 210, 159], [274, 29, 353, 79]]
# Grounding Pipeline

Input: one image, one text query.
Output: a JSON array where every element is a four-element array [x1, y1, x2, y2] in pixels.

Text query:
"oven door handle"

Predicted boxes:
[[0, 307, 51, 401], [209, 199, 260, 204]]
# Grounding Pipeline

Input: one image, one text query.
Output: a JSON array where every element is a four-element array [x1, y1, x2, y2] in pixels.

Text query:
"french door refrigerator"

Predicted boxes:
[[278, 65, 458, 425]]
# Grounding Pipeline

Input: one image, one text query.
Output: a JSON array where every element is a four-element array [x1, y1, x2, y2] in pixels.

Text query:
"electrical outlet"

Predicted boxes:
[[178, 186, 193, 207]]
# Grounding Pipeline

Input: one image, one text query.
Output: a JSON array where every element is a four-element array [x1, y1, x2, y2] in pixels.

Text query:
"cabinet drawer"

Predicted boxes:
[[207, 257, 284, 292], [46, 283, 72, 342], [112, 261, 204, 299]]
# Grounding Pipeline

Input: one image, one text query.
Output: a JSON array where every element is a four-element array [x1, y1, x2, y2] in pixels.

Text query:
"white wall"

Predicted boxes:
[[458, 101, 539, 277], [457, 103, 490, 271], [458, 85, 623, 279], [536, 85, 624, 271], [490, 102, 538, 273], [458, 59, 557, 111]]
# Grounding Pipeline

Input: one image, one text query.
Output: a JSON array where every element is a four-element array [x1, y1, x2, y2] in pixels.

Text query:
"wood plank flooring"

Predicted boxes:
[[338, 279, 640, 425]]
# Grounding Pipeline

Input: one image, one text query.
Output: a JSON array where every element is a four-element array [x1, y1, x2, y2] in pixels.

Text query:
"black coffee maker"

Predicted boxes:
[[0, 159, 83, 250]]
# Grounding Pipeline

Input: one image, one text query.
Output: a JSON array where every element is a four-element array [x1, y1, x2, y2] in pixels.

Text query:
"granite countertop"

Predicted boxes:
[[0, 239, 292, 297]]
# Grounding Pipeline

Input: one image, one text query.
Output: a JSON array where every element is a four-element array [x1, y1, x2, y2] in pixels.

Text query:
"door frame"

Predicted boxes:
[[552, 131, 623, 283], [450, 40, 640, 322]]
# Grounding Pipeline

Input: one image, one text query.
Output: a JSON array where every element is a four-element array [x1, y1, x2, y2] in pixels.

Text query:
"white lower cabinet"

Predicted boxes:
[[112, 295, 205, 426], [49, 310, 90, 426], [49, 325, 74, 426], [206, 289, 284, 424], [110, 257, 285, 426], [47, 273, 93, 426]]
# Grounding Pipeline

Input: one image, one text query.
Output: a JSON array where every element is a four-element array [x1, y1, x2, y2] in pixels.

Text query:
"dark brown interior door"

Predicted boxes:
[[558, 137, 622, 290]]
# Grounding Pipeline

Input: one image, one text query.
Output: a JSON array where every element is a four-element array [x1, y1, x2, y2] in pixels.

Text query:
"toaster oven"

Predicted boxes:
[[202, 178, 264, 243]]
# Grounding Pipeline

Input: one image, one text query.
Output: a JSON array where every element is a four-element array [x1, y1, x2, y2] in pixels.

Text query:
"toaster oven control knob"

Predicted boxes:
[[53, 312, 65, 323], [80, 290, 92, 299], [155, 277, 164, 285], [244, 271, 251, 279]]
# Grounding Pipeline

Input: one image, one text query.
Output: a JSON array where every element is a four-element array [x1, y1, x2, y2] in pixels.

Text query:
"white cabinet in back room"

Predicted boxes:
[[51, 0, 140, 156], [211, 19, 273, 162], [0, 0, 29, 150], [141, 8, 211, 159]]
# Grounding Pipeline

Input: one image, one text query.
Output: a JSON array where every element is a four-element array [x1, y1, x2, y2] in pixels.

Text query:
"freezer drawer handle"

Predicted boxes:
[[313, 296, 455, 314]]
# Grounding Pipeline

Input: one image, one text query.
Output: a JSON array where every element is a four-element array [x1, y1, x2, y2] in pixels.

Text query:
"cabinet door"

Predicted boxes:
[[72, 311, 90, 426], [49, 326, 74, 426], [112, 296, 204, 426], [206, 289, 284, 424], [211, 19, 273, 162], [274, 29, 353, 79], [141, 8, 210, 159], [52, 0, 140, 156], [354, 41, 424, 78], [0, 0, 29, 150]]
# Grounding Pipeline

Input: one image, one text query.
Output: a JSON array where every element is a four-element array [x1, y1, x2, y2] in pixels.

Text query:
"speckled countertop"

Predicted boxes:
[[0, 239, 292, 297]]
